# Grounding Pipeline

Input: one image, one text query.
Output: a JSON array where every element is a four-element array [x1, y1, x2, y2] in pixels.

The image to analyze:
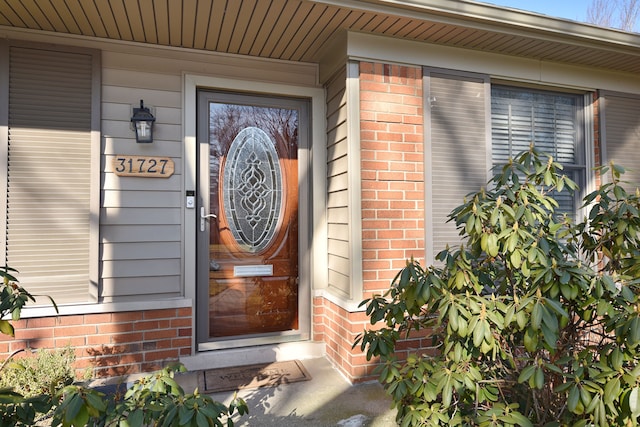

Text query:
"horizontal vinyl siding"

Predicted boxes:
[[100, 67, 183, 301], [326, 66, 351, 298], [602, 92, 640, 188]]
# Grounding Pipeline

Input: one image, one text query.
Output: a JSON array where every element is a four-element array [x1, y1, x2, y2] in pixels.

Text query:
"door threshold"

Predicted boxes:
[[180, 341, 325, 371]]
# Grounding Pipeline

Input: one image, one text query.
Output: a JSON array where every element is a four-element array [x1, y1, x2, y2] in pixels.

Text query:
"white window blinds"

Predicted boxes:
[[6, 46, 97, 305], [601, 92, 640, 189], [426, 71, 489, 262], [491, 86, 585, 219]]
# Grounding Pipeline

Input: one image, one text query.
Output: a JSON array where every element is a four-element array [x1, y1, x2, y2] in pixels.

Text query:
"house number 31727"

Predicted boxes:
[[112, 155, 175, 178]]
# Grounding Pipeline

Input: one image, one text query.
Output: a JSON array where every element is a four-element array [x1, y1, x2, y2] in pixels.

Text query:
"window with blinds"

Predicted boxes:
[[425, 73, 589, 263], [4, 45, 98, 305], [600, 92, 640, 189], [425, 71, 490, 262], [491, 86, 586, 220]]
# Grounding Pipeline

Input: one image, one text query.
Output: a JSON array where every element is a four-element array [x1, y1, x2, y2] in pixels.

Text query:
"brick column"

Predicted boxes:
[[359, 62, 425, 297], [321, 61, 425, 382]]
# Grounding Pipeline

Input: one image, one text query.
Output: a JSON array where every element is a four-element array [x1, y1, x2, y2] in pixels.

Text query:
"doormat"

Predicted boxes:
[[199, 360, 312, 393]]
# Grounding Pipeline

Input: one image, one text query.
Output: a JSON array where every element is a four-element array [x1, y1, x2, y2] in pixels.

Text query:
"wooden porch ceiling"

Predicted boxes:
[[1, 0, 640, 74]]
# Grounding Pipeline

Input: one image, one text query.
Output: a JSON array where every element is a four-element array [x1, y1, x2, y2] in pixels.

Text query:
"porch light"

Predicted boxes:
[[130, 100, 156, 143]]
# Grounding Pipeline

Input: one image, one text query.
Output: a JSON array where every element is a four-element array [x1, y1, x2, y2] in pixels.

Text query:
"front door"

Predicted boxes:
[[196, 90, 309, 349]]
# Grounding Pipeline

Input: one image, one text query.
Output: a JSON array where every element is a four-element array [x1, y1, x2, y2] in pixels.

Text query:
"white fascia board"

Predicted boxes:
[[315, 0, 640, 51], [346, 31, 640, 95]]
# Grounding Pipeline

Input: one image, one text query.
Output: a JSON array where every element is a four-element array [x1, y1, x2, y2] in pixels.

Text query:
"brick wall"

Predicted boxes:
[[318, 61, 426, 382], [314, 296, 376, 380], [359, 62, 425, 297], [0, 307, 192, 378], [593, 92, 602, 188]]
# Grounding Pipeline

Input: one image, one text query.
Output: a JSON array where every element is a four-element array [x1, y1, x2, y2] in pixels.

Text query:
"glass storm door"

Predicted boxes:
[[196, 90, 309, 349]]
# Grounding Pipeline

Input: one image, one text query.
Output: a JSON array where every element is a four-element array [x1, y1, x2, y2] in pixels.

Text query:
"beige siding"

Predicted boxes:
[[98, 46, 319, 303], [602, 92, 640, 189], [325, 66, 350, 298], [100, 65, 183, 301], [426, 71, 489, 261], [2, 32, 322, 309]]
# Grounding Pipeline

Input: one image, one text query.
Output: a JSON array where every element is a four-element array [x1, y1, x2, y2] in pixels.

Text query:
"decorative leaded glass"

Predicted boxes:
[[223, 126, 283, 252]]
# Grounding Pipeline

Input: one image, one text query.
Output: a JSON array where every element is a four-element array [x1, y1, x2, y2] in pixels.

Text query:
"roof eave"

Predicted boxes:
[[314, 0, 640, 51]]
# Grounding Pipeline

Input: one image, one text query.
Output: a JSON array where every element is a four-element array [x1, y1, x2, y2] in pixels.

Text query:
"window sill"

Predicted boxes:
[[16, 298, 193, 319]]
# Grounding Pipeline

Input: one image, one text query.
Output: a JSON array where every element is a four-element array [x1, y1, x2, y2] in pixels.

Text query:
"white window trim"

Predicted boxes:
[[490, 84, 595, 222]]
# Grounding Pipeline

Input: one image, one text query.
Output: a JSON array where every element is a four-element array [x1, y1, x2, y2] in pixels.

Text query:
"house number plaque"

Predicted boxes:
[[112, 155, 175, 178]]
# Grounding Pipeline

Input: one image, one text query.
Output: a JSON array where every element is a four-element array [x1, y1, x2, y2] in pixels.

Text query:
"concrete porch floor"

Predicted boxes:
[[177, 356, 397, 427]]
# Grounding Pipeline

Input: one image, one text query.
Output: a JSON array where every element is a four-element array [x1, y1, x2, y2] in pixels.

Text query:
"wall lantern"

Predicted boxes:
[[130, 100, 156, 143]]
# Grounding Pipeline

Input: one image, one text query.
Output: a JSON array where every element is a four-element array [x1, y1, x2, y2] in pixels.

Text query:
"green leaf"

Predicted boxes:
[[602, 275, 617, 293], [196, 411, 208, 427], [611, 348, 623, 371], [128, 408, 144, 427], [541, 304, 558, 330], [64, 394, 83, 424], [487, 233, 499, 257], [604, 378, 620, 405], [518, 365, 536, 384], [442, 378, 453, 408], [0, 319, 15, 337], [531, 303, 542, 330], [580, 386, 592, 408], [534, 367, 544, 389], [448, 307, 459, 332], [541, 322, 558, 350], [74, 405, 90, 427], [524, 327, 538, 352], [612, 163, 626, 176], [473, 318, 486, 347], [568, 386, 580, 412], [516, 310, 527, 330], [510, 411, 533, 427], [630, 387, 640, 417], [510, 250, 522, 268], [179, 408, 196, 425]]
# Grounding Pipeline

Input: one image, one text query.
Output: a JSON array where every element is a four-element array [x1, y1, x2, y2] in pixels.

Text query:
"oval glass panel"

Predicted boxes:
[[222, 126, 283, 252]]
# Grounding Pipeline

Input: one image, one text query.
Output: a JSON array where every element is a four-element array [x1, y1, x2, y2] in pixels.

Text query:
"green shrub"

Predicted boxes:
[[51, 364, 248, 427], [0, 266, 56, 337], [0, 347, 75, 398], [0, 363, 248, 427], [355, 146, 640, 426], [0, 269, 248, 427]]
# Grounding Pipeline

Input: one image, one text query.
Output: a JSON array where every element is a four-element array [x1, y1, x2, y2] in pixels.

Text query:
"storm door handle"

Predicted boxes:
[[200, 207, 217, 232]]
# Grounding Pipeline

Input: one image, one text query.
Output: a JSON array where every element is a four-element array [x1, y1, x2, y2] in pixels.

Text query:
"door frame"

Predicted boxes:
[[183, 75, 326, 354], [196, 90, 308, 349]]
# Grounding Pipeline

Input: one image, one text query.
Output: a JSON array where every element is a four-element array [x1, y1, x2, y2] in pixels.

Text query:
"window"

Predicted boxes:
[[600, 91, 640, 189], [425, 70, 490, 262], [491, 86, 587, 220], [425, 70, 591, 263], [1, 42, 99, 305]]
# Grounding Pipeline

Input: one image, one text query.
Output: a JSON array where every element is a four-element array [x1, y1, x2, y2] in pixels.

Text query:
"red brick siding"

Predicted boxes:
[[316, 297, 379, 382], [359, 62, 425, 297], [593, 92, 602, 188], [0, 307, 192, 378], [318, 61, 426, 382]]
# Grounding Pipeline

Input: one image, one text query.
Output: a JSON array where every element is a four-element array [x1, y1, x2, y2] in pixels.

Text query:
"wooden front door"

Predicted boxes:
[[196, 90, 308, 347]]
